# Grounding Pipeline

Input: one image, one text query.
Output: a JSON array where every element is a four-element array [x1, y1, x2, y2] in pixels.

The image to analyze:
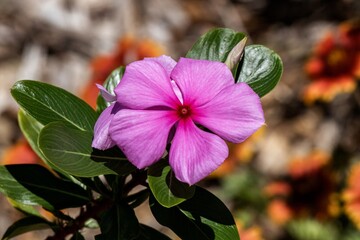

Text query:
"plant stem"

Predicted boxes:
[[45, 198, 113, 240]]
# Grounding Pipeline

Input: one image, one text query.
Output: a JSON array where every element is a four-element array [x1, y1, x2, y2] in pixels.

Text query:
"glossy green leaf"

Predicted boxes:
[[96, 201, 140, 240], [150, 187, 239, 240], [38, 122, 120, 177], [186, 28, 246, 62], [148, 160, 195, 208], [2, 216, 56, 240], [236, 45, 283, 97], [0, 166, 53, 210], [96, 67, 125, 112], [11, 80, 97, 132], [5, 164, 89, 209], [136, 224, 171, 240]]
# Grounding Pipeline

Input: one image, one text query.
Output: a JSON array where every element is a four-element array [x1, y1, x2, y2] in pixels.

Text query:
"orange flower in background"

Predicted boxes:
[[265, 151, 338, 225], [236, 220, 264, 240], [81, 36, 164, 108], [288, 150, 330, 178], [342, 162, 360, 229], [267, 199, 293, 225], [303, 19, 360, 104], [1, 139, 42, 165]]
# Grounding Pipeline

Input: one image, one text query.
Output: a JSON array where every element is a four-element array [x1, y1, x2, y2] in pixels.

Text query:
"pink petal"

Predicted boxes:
[[169, 119, 228, 185], [96, 84, 116, 102], [193, 83, 265, 143], [114, 58, 180, 109], [92, 103, 121, 150], [144, 55, 176, 76], [109, 109, 178, 169], [170, 58, 234, 107]]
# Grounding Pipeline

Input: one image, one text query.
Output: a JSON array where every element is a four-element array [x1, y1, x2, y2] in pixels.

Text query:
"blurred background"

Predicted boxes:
[[0, 0, 359, 239]]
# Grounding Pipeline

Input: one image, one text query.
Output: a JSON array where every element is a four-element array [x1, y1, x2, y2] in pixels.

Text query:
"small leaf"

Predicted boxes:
[[96, 67, 125, 112], [2, 216, 56, 240], [186, 28, 246, 62], [236, 45, 283, 97], [0, 166, 53, 210], [11, 80, 97, 132], [148, 160, 195, 208], [84, 218, 100, 229], [7, 198, 42, 217], [225, 37, 247, 71], [39, 122, 118, 177], [5, 164, 89, 209], [150, 187, 239, 240], [136, 224, 171, 240], [96, 201, 140, 240]]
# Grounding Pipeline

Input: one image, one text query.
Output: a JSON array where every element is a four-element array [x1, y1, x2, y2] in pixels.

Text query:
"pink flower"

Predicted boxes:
[[92, 55, 264, 185]]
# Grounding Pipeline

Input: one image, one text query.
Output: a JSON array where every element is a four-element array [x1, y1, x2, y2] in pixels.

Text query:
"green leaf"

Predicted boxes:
[[96, 201, 140, 240], [38, 122, 121, 177], [84, 218, 100, 229], [2, 216, 56, 240], [5, 164, 89, 209], [221, 169, 266, 208], [148, 160, 195, 208], [11, 80, 97, 132], [136, 224, 171, 240], [0, 166, 53, 210], [150, 187, 239, 240], [96, 67, 125, 112], [186, 28, 246, 62], [18, 109, 45, 160], [7, 198, 42, 217], [18, 110, 67, 175], [287, 219, 338, 240], [343, 231, 360, 240], [236, 45, 283, 97]]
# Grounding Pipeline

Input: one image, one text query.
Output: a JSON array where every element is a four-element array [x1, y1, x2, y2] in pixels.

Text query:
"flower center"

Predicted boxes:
[[324, 47, 354, 76], [177, 105, 191, 118], [327, 48, 347, 68]]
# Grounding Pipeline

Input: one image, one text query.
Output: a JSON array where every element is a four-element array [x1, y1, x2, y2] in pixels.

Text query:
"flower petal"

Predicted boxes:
[[144, 55, 176, 76], [170, 58, 234, 107], [92, 103, 121, 150], [169, 119, 228, 185], [193, 83, 264, 143], [109, 109, 178, 169], [115, 57, 180, 109], [96, 84, 117, 102]]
